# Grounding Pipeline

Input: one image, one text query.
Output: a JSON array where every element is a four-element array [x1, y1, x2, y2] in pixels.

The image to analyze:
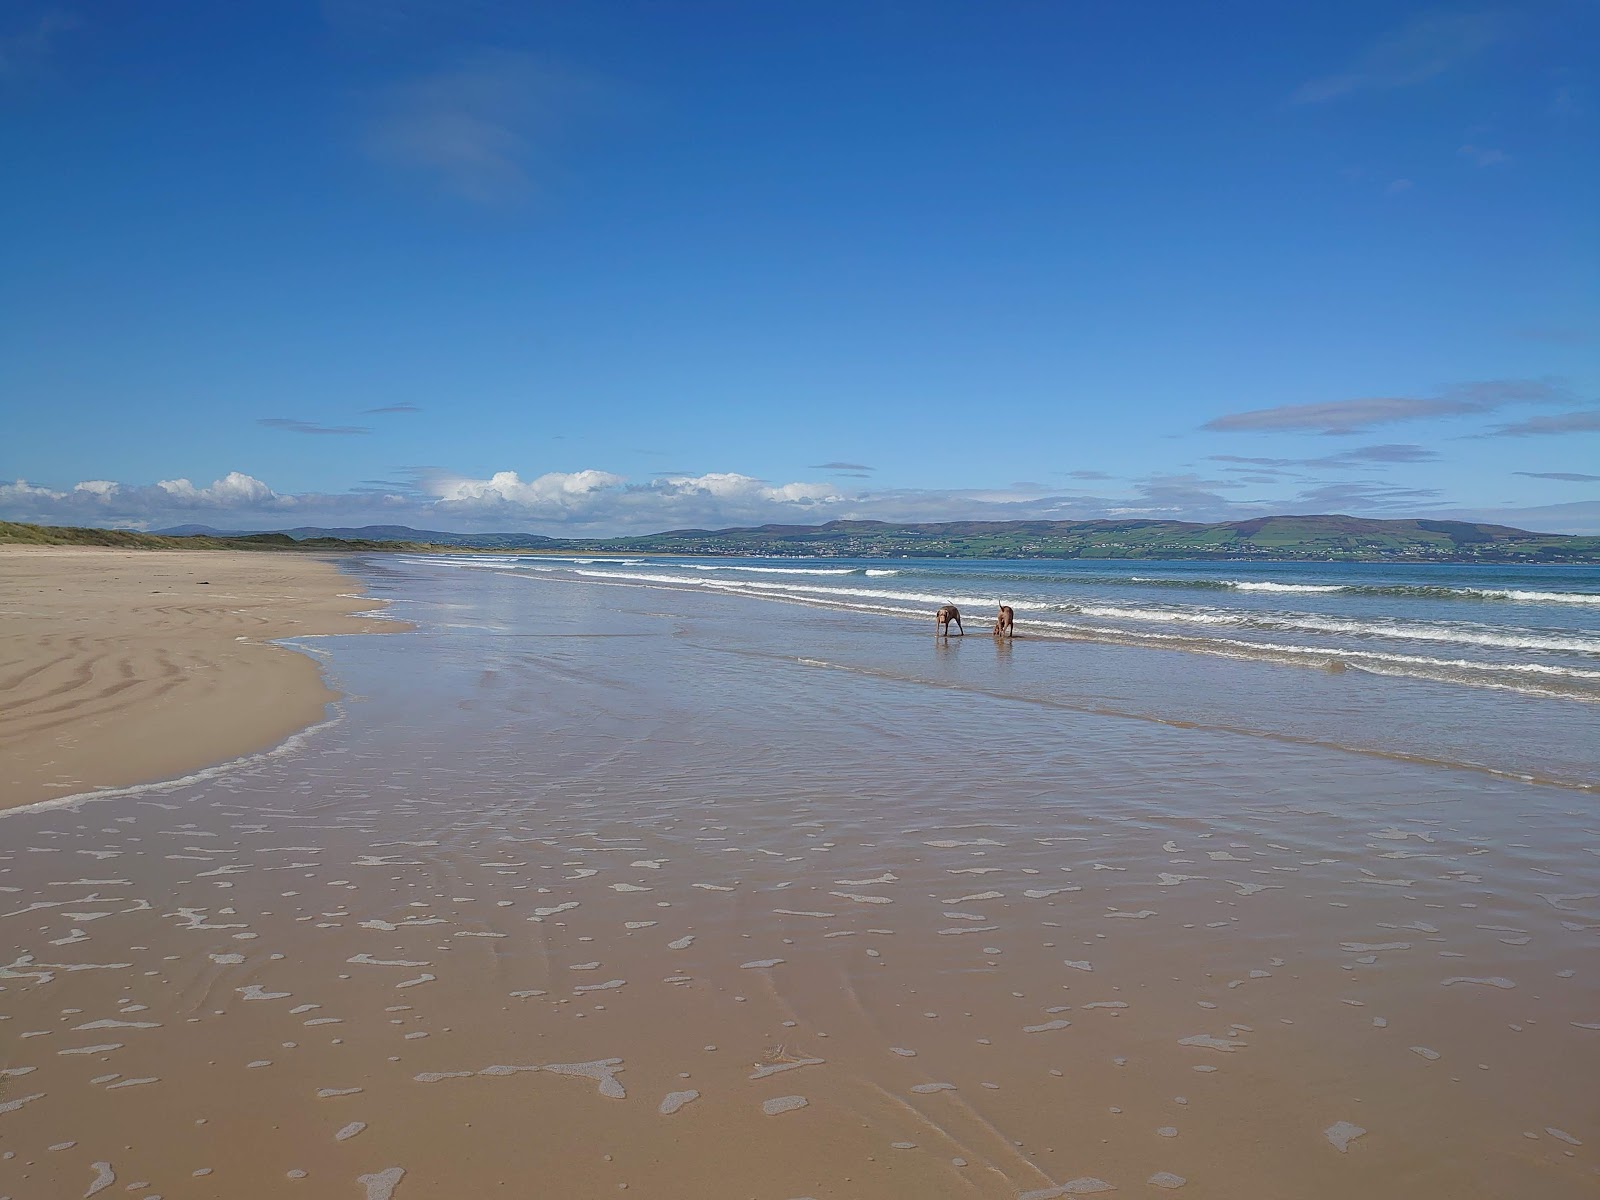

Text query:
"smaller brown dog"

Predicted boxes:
[[935, 604, 963, 636], [993, 605, 1014, 638]]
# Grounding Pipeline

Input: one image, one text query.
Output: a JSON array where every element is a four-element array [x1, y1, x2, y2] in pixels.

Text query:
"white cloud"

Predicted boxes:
[[428, 468, 625, 508], [1, 472, 293, 527], [5, 465, 1598, 535], [156, 472, 281, 505]]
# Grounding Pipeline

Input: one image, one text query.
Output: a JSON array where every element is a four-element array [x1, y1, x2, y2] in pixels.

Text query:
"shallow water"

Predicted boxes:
[[439, 553, 1600, 788], [0, 557, 1595, 1198], [460, 555, 1600, 700]]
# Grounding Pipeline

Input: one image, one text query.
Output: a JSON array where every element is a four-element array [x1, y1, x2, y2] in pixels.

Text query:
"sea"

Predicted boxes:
[[429, 553, 1600, 789]]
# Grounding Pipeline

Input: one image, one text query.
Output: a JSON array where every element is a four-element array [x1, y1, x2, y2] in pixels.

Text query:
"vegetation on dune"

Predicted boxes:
[[0, 521, 449, 553]]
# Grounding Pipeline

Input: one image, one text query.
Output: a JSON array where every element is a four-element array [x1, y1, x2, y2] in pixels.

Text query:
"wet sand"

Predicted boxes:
[[0, 547, 401, 810], [0, 556, 1594, 1198]]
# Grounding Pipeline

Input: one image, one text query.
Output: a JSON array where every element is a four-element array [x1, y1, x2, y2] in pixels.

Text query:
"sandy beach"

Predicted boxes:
[[0, 554, 1594, 1198], [0, 547, 401, 810]]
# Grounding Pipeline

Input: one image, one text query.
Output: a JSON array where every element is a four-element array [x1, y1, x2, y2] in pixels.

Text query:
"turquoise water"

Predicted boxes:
[[415, 554, 1600, 787], [445, 556, 1600, 697]]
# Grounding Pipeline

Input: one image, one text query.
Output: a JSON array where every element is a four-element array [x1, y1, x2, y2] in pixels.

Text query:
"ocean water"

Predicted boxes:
[[423, 553, 1600, 788]]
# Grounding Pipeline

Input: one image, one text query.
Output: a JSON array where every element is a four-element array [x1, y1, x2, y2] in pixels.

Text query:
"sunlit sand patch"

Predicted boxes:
[[1019, 1178, 1115, 1197], [760, 1095, 808, 1115], [358, 1166, 405, 1199], [923, 839, 1004, 848], [1325, 1121, 1367, 1151], [658, 1089, 699, 1115], [83, 1161, 116, 1196], [235, 984, 291, 1001], [0, 1093, 47, 1115]]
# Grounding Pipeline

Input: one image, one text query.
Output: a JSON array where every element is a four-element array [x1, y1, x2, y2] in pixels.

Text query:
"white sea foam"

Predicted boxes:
[[1225, 581, 1345, 593], [677, 564, 860, 575], [540, 566, 1600, 654]]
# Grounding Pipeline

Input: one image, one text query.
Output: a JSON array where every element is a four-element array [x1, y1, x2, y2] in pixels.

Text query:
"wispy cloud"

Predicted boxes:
[[1433, 500, 1600, 535], [1203, 380, 1566, 435], [1292, 12, 1500, 104], [363, 49, 609, 205], [809, 461, 875, 471], [1322, 443, 1439, 464], [1484, 408, 1600, 437], [1515, 325, 1598, 346], [1515, 471, 1600, 482], [0, 8, 80, 83], [258, 418, 371, 435], [1457, 143, 1509, 167], [364, 402, 422, 414], [1292, 480, 1442, 510], [1209, 443, 1438, 469], [1067, 469, 1113, 480]]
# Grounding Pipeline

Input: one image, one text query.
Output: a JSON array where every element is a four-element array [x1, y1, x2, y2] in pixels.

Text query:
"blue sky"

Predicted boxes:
[[3, 1, 1597, 534]]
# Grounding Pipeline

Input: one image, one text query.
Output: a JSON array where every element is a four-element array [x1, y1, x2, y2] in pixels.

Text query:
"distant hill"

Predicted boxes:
[[8, 515, 1599, 562], [598, 515, 1600, 563], [0, 521, 457, 553]]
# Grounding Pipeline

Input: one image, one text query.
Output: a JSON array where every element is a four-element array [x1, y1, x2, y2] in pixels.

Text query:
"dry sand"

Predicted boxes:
[[0, 547, 400, 809]]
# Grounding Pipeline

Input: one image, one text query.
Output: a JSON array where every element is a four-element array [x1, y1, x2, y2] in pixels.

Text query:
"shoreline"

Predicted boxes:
[[0, 546, 405, 810]]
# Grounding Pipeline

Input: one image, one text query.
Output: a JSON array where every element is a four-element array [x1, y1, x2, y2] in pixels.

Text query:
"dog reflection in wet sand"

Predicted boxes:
[[935, 604, 963, 637], [993, 605, 1014, 638]]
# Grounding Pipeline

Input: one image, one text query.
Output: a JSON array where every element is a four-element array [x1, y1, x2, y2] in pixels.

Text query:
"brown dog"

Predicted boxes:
[[993, 605, 1014, 638], [935, 604, 963, 636]]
